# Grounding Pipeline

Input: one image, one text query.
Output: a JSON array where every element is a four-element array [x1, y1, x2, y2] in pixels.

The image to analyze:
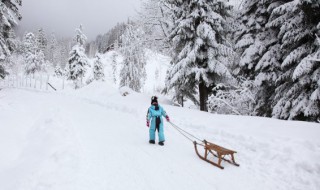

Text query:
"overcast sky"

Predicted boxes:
[[17, 0, 240, 41], [18, 0, 141, 41]]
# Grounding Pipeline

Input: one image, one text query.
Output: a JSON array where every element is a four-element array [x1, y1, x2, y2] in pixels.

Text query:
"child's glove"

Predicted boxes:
[[146, 121, 150, 127], [165, 115, 170, 122]]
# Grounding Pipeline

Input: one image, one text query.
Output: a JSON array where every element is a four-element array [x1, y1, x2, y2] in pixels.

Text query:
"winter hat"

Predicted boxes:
[[151, 96, 158, 104]]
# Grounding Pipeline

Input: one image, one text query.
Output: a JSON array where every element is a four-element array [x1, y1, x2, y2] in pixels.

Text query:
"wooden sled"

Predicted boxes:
[[194, 140, 239, 169]]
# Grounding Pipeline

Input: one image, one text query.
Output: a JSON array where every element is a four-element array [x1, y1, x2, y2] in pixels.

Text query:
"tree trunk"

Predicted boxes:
[[199, 81, 208, 112], [181, 96, 184, 107]]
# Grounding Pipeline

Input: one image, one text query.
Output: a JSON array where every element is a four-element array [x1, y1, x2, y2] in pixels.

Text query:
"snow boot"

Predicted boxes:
[[149, 140, 155, 144], [158, 141, 164, 146]]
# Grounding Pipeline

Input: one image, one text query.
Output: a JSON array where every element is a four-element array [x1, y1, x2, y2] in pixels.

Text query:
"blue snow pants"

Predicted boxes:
[[147, 105, 167, 142]]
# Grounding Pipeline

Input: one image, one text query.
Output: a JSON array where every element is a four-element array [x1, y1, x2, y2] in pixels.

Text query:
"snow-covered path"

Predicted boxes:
[[1, 85, 320, 190]]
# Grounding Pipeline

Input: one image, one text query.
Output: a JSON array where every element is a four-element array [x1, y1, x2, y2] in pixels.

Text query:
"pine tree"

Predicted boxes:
[[74, 25, 87, 47], [0, 0, 22, 78], [111, 52, 118, 84], [164, 0, 233, 111], [119, 23, 147, 92], [68, 25, 89, 89], [23, 32, 45, 75], [93, 53, 104, 81], [270, 0, 320, 121], [234, 0, 283, 116], [36, 28, 47, 53]]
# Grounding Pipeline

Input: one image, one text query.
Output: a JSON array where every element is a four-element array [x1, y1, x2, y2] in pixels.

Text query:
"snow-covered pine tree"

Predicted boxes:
[[68, 25, 89, 89], [234, 0, 283, 116], [119, 23, 146, 92], [36, 28, 47, 53], [54, 64, 63, 77], [23, 32, 36, 53], [111, 52, 118, 84], [23, 32, 45, 75], [270, 0, 320, 122], [93, 53, 104, 81], [49, 33, 57, 57], [164, 0, 233, 111], [74, 25, 86, 47], [0, 0, 22, 78], [235, 0, 274, 79]]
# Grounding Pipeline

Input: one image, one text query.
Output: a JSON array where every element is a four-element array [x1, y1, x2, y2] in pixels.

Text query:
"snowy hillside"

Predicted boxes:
[[1, 82, 319, 190]]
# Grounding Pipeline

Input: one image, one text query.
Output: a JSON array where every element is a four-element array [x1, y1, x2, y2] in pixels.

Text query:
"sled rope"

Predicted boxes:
[[168, 121, 204, 145]]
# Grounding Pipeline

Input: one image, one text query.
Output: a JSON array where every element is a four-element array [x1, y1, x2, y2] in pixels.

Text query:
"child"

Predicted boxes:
[[146, 96, 170, 146]]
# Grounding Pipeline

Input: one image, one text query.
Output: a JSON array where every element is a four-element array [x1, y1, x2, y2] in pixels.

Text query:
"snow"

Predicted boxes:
[[1, 82, 320, 190], [100, 49, 170, 95], [143, 50, 170, 94]]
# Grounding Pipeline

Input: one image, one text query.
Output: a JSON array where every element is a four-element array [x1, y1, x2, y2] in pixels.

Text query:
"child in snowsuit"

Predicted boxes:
[[146, 96, 170, 146]]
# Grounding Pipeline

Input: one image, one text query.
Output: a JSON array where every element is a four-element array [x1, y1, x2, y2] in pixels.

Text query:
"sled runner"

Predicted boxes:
[[194, 140, 239, 169]]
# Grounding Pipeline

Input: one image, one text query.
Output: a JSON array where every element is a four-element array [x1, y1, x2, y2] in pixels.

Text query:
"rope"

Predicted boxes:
[[169, 122, 195, 142], [169, 121, 203, 142], [168, 121, 204, 146]]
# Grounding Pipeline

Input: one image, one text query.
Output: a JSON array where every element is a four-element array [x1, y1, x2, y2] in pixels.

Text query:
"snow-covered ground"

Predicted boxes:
[[1, 82, 320, 190]]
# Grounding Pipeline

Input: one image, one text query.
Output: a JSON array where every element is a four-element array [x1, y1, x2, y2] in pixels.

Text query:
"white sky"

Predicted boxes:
[[18, 0, 141, 40], [17, 0, 241, 41]]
